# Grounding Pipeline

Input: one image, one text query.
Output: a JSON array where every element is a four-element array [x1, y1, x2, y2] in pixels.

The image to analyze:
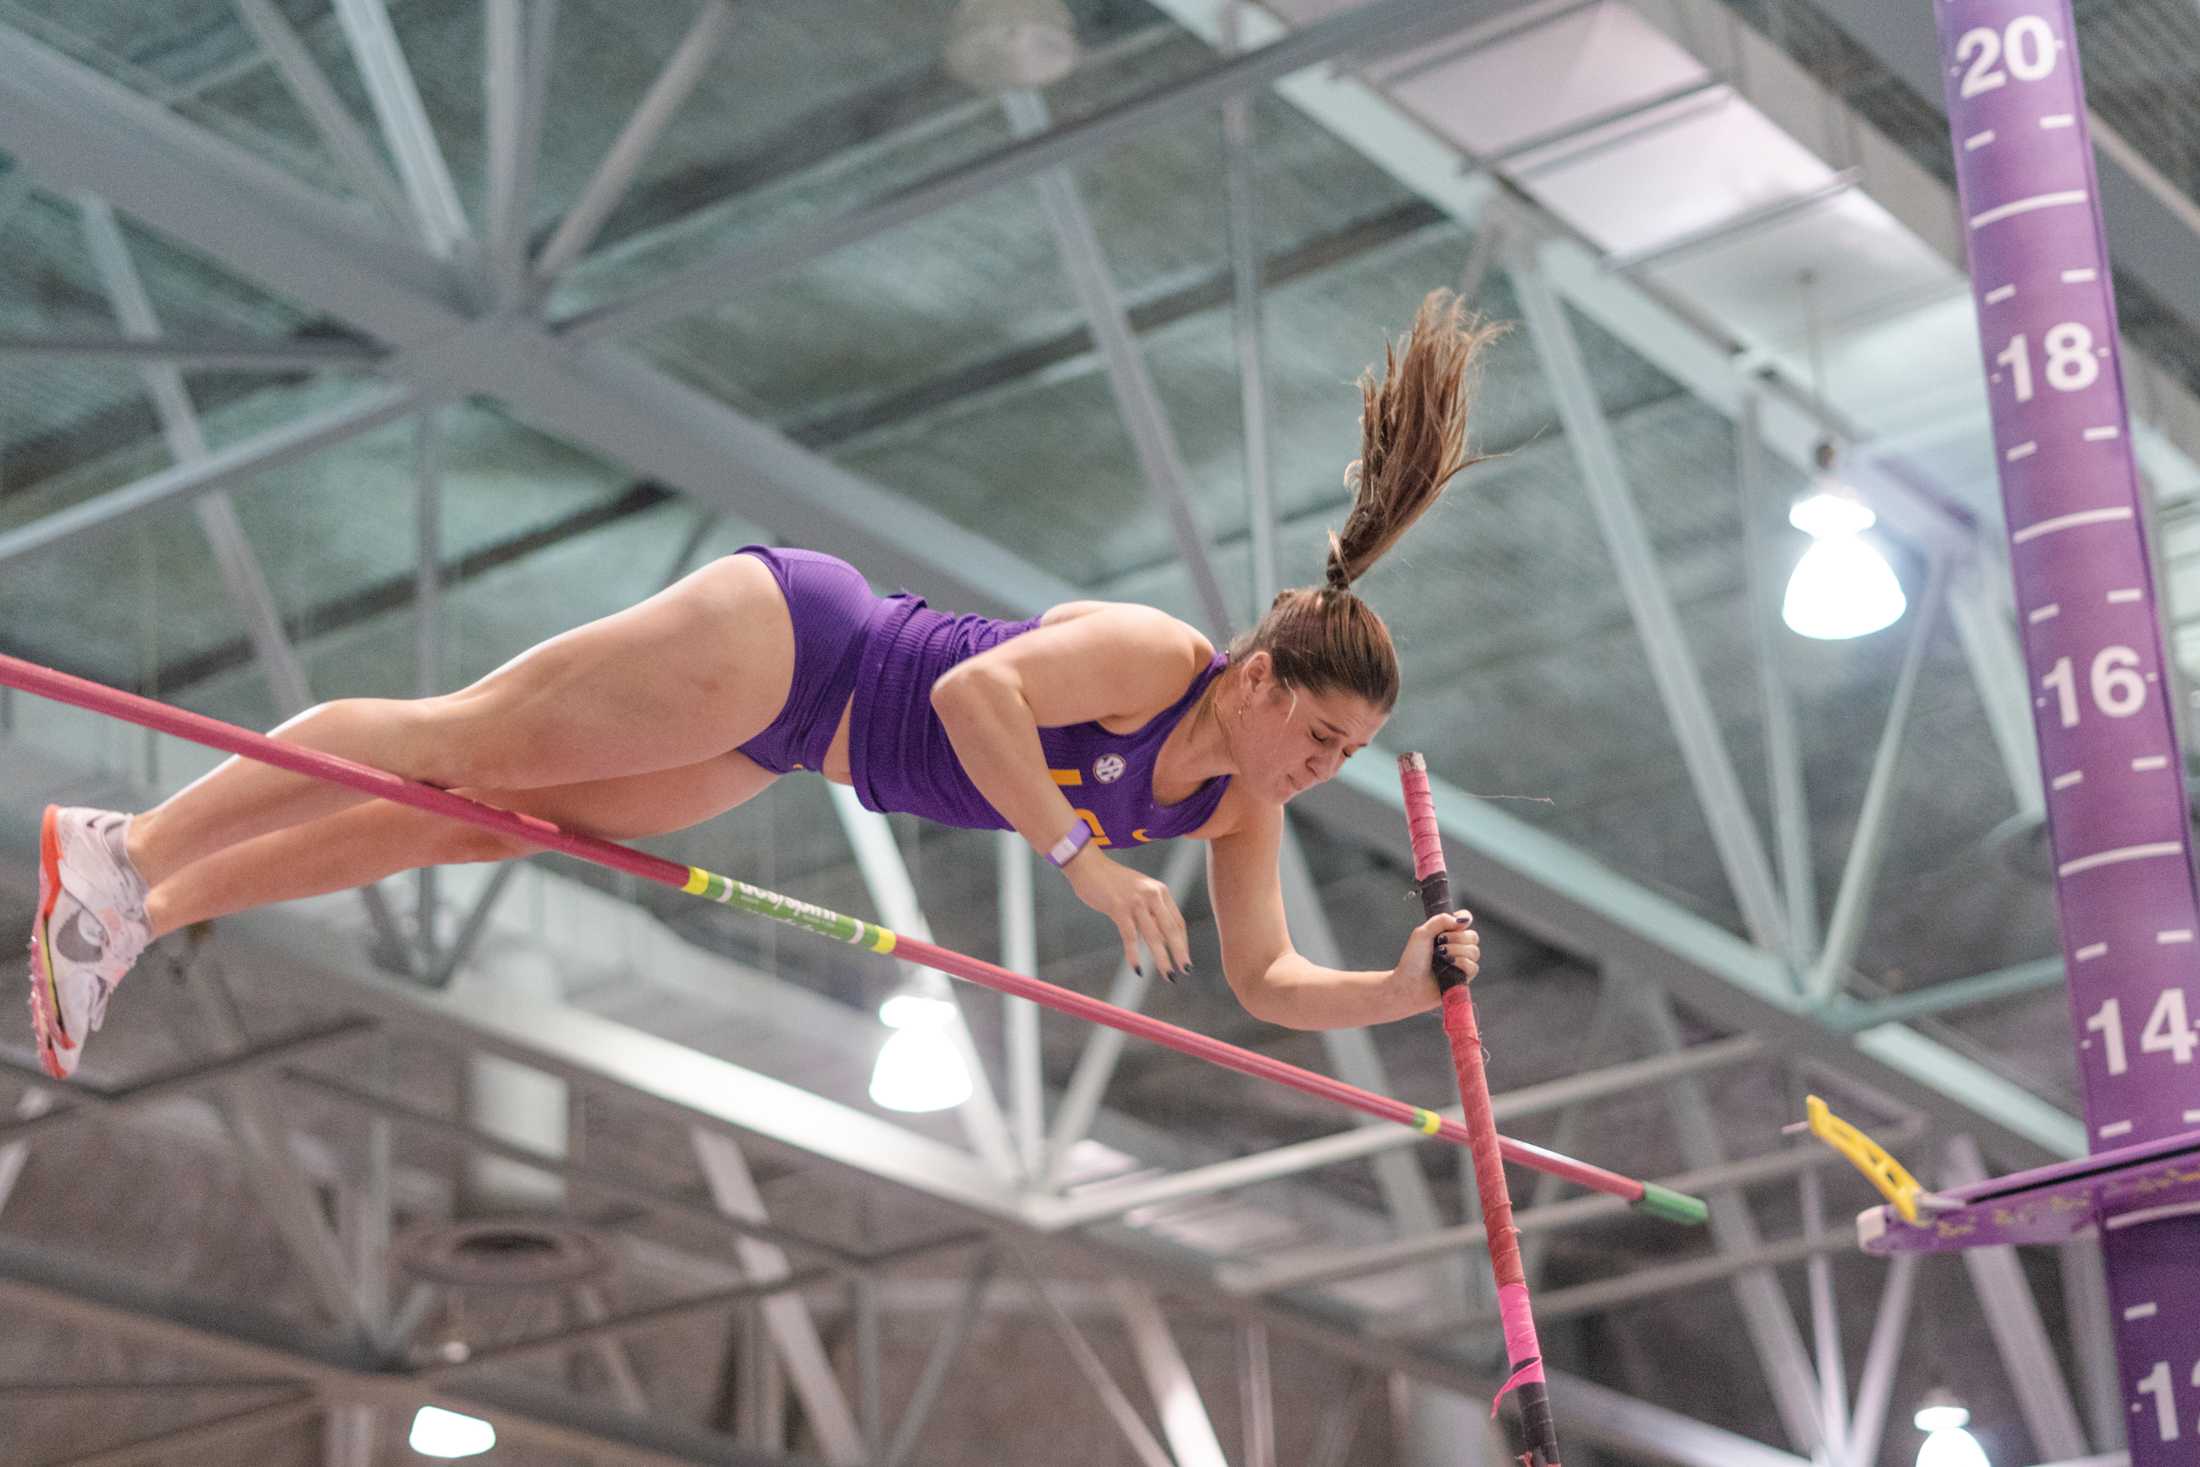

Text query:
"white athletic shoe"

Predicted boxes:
[[27, 806, 152, 1080]]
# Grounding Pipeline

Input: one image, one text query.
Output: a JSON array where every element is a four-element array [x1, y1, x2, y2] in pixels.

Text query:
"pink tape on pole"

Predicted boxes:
[[1490, 1282, 1548, 1418], [1397, 752, 1445, 881]]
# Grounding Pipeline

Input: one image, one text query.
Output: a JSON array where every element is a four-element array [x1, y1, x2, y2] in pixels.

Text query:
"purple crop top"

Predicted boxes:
[[850, 595, 1233, 847]]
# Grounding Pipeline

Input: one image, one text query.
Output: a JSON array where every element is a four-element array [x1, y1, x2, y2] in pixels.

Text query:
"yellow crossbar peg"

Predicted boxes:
[[1793, 1094, 1929, 1225]]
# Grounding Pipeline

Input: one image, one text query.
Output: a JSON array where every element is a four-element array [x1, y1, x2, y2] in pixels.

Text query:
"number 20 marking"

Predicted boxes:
[[1958, 16, 2059, 98]]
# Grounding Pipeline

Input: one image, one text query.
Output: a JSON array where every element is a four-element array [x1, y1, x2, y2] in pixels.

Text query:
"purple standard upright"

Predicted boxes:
[[1936, 2, 2200, 1459]]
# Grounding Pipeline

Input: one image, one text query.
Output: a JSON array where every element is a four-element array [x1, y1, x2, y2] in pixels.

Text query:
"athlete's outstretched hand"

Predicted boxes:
[[1393, 909, 1477, 993], [1064, 845, 1192, 980]]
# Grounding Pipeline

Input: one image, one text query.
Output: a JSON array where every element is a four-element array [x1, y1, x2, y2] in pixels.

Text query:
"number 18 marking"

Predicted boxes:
[[1996, 324, 2101, 403]]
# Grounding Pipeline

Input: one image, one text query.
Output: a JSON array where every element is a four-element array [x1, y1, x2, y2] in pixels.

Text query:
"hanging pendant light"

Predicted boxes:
[[409, 1407, 496, 1459], [868, 990, 973, 1113], [1783, 444, 1908, 639], [1913, 1392, 1992, 1467], [1780, 272, 1907, 640]]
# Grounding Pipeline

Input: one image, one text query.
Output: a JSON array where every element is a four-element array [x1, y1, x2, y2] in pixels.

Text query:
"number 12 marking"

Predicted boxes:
[[2136, 1360, 2200, 1443]]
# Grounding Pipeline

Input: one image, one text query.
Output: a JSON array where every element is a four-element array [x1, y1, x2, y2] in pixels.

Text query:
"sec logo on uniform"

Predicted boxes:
[[1093, 754, 1126, 784]]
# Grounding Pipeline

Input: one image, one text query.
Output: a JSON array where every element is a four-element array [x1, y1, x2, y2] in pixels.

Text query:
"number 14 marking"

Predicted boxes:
[[2084, 989, 2199, 1074]]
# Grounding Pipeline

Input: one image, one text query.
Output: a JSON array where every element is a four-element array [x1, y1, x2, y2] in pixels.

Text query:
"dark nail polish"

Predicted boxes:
[[1134, 964, 1144, 977]]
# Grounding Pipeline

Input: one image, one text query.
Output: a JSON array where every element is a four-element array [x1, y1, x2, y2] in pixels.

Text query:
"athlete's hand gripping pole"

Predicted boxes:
[[1399, 753, 1559, 1467]]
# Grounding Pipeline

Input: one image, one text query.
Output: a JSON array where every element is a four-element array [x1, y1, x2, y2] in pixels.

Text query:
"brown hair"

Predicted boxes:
[[1230, 288, 1502, 711]]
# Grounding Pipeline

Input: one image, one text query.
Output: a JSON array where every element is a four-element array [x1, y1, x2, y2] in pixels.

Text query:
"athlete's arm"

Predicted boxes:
[[1206, 796, 1470, 1029], [930, 604, 1206, 976]]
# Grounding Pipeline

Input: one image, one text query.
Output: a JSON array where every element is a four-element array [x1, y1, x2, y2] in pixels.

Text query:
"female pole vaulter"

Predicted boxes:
[[28, 291, 1494, 1081]]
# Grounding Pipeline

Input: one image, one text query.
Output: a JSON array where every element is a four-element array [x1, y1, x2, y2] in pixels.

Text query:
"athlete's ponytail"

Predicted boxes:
[[1232, 290, 1500, 710]]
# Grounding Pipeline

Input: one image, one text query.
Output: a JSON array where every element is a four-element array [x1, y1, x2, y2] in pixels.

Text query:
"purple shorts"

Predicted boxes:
[[734, 545, 888, 775]]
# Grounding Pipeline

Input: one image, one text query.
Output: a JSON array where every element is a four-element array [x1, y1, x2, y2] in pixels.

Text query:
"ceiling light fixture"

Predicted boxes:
[[945, 0, 1079, 92], [868, 990, 974, 1113], [409, 1406, 496, 1459], [1914, 1390, 1991, 1467], [1781, 272, 1907, 640]]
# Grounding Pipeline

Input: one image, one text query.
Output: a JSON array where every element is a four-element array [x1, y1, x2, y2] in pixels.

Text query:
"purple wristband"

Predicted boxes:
[[1046, 820, 1092, 869]]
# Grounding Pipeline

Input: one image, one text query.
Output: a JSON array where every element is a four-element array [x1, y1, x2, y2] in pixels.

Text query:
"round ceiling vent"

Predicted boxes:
[[396, 1217, 615, 1290], [945, 0, 1078, 92]]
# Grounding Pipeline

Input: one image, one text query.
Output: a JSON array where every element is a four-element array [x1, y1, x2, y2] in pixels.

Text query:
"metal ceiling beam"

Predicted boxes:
[[187, 977, 379, 1346], [1222, 1122, 1896, 1296], [1518, 975, 1629, 1292], [2059, 1239, 2121, 1455], [0, 1089, 53, 1220], [0, 28, 1070, 614], [1823, 956, 2065, 1032], [1634, 986, 1824, 1459], [880, 1251, 995, 1467], [1276, 827, 1463, 1303], [1399, 1231, 1845, 1337], [482, 0, 556, 306], [534, 0, 734, 282], [281, 1068, 872, 1272], [0, 383, 425, 571], [45, 1392, 322, 1467], [77, 216, 432, 996], [693, 1131, 866, 1465], [559, 0, 1510, 344], [1803, 558, 1948, 1004], [1018, 1260, 1175, 1467], [999, 832, 1044, 1178], [1114, 1281, 1230, 1467], [428, 1269, 837, 1380], [78, 198, 315, 719], [1238, 1321, 1276, 1467], [1948, 558, 2049, 819], [232, 0, 411, 230], [1219, 0, 1277, 618], [1739, 394, 1819, 970], [1798, 1159, 1848, 1465], [1004, 86, 1234, 633], [1039, 1032, 1764, 1229], [574, 1284, 654, 1415], [1040, 841, 1204, 1184], [0, 1237, 814, 1467], [1845, 1251, 1917, 1467], [0, 1020, 370, 1148], [1944, 1135, 2088, 1462], [1512, 258, 1790, 956], [330, 0, 471, 259], [0, 332, 378, 367]]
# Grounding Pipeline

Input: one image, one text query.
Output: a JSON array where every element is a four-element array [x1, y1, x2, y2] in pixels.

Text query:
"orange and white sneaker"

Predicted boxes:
[[27, 806, 151, 1080]]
